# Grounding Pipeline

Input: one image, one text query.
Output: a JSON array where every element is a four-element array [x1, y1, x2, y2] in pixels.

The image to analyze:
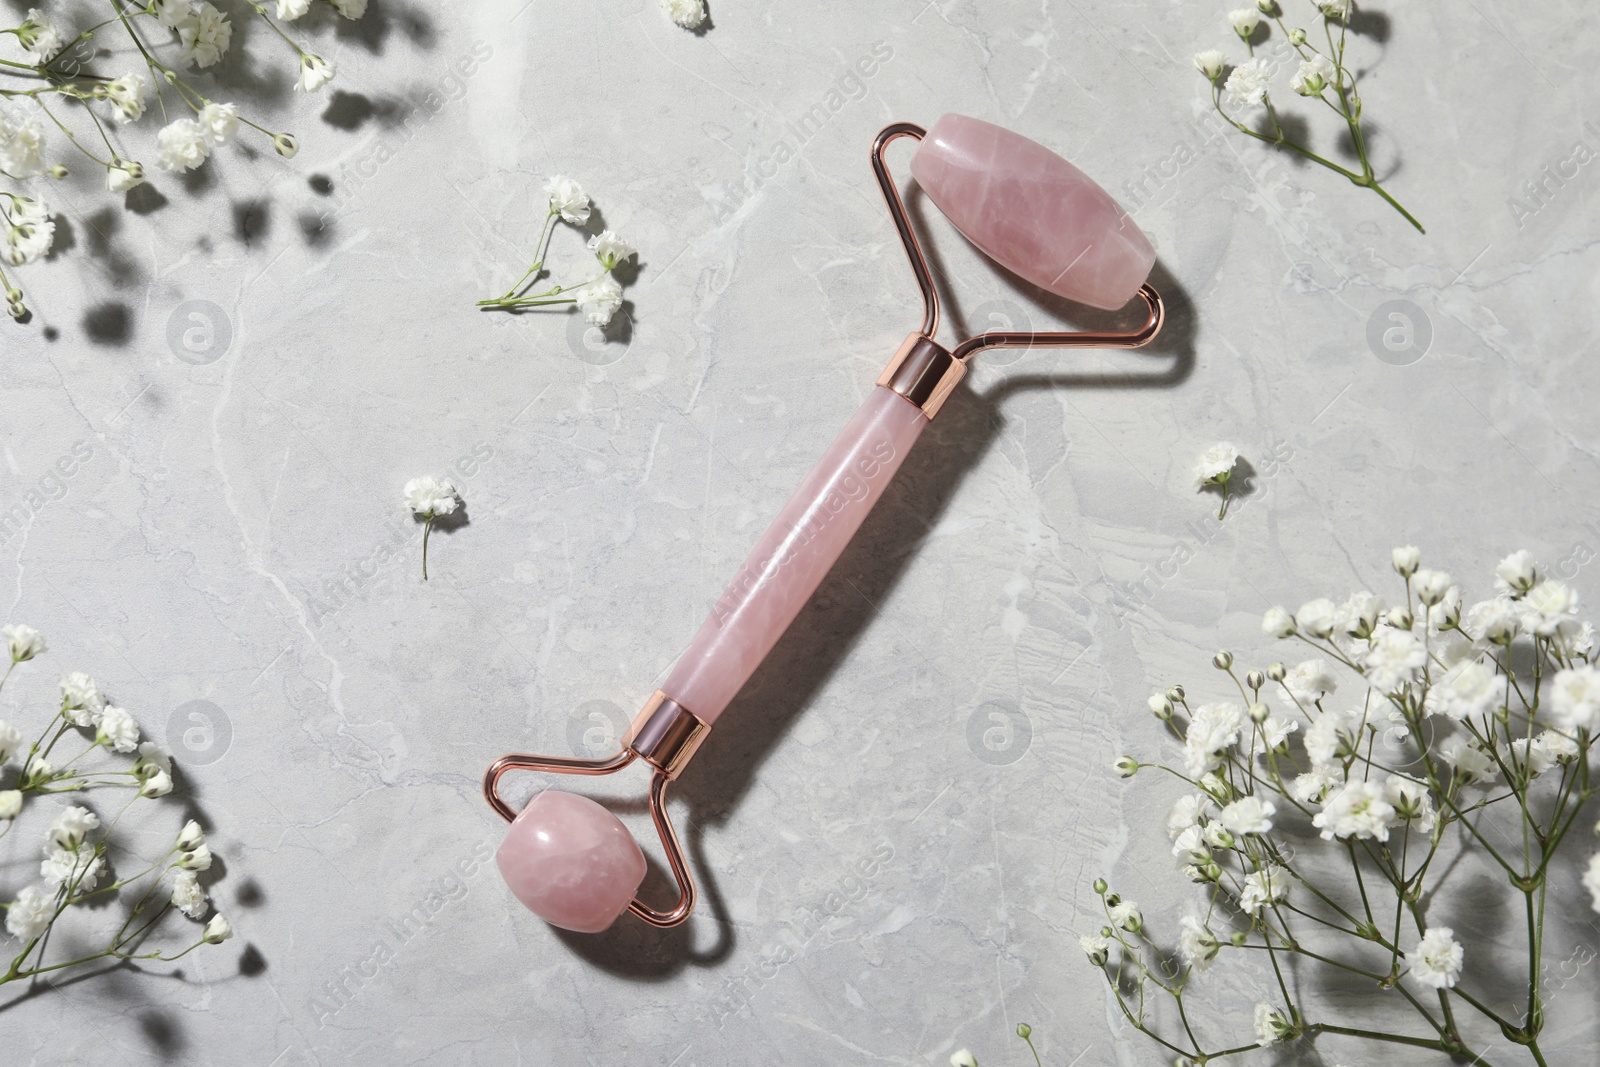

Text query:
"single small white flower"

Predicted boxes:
[[139, 770, 174, 798], [1290, 53, 1337, 96], [108, 160, 145, 192], [18, 8, 65, 62], [179, 843, 213, 871], [1304, 707, 1361, 770], [96, 705, 140, 753], [1166, 794, 1215, 841], [49, 805, 99, 849], [1178, 913, 1219, 970], [1339, 591, 1385, 638], [176, 819, 205, 851], [329, 0, 369, 17], [0, 109, 47, 179], [1291, 765, 1342, 804], [23, 755, 53, 787], [1253, 1002, 1288, 1044], [544, 175, 590, 225], [171, 869, 207, 919], [1438, 736, 1498, 785], [1522, 580, 1579, 637], [275, 0, 311, 19], [662, 0, 707, 29], [1261, 606, 1295, 638], [1238, 864, 1291, 914], [1409, 927, 1464, 989], [1182, 702, 1247, 777], [1202, 820, 1233, 850], [1294, 599, 1338, 640], [575, 275, 624, 327], [178, 3, 233, 69], [1283, 658, 1338, 704], [151, 0, 194, 29], [0, 791, 19, 819], [1464, 596, 1521, 644], [156, 118, 211, 172], [1549, 666, 1600, 733], [1193, 49, 1228, 81], [297, 53, 335, 93], [1109, 899, 1143, 932], [0, 720, 21, 765], [5, 884, 55, 940], [202, 912, 233, 943], [1313, 779, 1395, 842], [3, 624, 45, 662], [1229, 8, 1261, 36], [1364, 627, 1426, 692], [1193, 442, 1240, 487], [587, 230, 636, 272], [1510, 735, 1558, 779], [1430, 659, 1499, 721], [60, 672, 106, 726], [1225, 58, 1272, 107], [41, 847, 102, 890], [1538, 729, 1579, 765], [404, 476, 459, 519], [1584, 854, 1600, 915], [1259, 713, 1298, 751], [1171, 824, 1208, 863], [3, 195, 53, 266], [1319, 0, 1351, 19], [1220, 796, 1275, 835], [1384, 775, 1436, 834], [1079, 933, 1109, 966], [273, 132, 300, 158], [1413, 568, 1452, 607], [1392, 545, 1421, 577], [105, 72, 148, 123], [1494, 550, 1538, 595], [198, 102, 238, 146], [134, 742, 172, 780]]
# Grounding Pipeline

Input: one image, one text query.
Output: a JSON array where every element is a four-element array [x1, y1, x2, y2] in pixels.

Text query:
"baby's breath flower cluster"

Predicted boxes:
[[1194, 2, 1423, 233], [1194, 442, 1242, 520], [661, 0, 707, 30], [1095, 548, 1595, 1066], [403, 475, 461, 581], [477, 175, 637, 329], [0, 0, 368, 320], [0, 624, 233, 986]]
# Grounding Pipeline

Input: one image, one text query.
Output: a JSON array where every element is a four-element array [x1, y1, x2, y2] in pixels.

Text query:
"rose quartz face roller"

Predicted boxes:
[[484, 114, 1165, 934]]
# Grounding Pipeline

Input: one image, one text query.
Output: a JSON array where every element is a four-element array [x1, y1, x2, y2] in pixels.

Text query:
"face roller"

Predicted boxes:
[[483, 114, 1166, 934]]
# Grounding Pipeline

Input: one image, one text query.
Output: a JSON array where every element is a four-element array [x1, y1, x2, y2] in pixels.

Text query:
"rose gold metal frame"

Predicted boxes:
[[482, 691, 706, 928], [870, 122, 1166, 419]]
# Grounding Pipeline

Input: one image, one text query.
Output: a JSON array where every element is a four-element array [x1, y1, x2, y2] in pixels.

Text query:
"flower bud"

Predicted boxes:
[[1114, 756, 1140, 778], [1289, 27, 1306, 44], [1392, 545, 1421, 577], [139, 770, 173, 798], [0, 790, 20, 820], [1093, 877, 1108, 895], [1016, 1024, 1032, 1039], [1167, 685, 1186, 702], [1147, 693, 1174, 719], [1100, 925, 1114, 939], [48, 164, 67, 179], [1213, 650, 1234, 670], [7, 299, 25, 321], [1255, 0, 1280, 13], [1231, 931, 1248, 946], [273, 132, 300, 158], [203, 913, 233, 944], [177, 820, 206, 851], [1193, 49, 1227, 81], [1386, 607, 1413, 631], [1262, 606, 1296, 638], [1249, 701, 1270, 724], [1246, 670, 1265, 691], [178, 843, 213, 870], [1105, 892, 1121, 908], [1267, 662, 1287, 682], [1229, 9, 1260, 37]]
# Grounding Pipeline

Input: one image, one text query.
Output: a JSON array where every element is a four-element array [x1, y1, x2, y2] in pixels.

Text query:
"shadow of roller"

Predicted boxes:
[[481, 115, 1193, 951]]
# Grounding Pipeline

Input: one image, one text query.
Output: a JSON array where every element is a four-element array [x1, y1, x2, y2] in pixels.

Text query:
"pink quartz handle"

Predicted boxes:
[[662, 386, 927, 723]]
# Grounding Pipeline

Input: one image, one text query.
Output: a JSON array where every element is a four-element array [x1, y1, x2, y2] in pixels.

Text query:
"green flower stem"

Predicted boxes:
[[421, 515, 433, 581], [494, 211, 560, 301]]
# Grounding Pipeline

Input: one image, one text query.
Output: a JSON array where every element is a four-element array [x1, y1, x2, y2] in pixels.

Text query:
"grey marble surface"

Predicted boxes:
[[4, 0, 1600, 1063]]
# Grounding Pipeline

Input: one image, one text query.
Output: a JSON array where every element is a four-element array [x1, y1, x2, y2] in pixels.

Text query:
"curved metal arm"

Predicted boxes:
[[625, 772, 698, 928], [482, 748, 637, 823]]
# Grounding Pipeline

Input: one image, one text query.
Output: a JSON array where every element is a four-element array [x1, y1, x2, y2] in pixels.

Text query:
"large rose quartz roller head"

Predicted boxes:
[[484, 118, 1164, 933]]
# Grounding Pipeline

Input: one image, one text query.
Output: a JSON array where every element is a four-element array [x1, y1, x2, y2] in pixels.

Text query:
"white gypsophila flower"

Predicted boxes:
[[1171, 824, 1207, 863], [4, 195, 53, 266], [1259, 714, 1298, 751], [41, 847, 102, 890], [1319, 0, 1351, 18], [1429, 585, 1463, 632], [134, 741, 172, 779], [1304, 706, 1361, 770], [180, 843, 213, 871], [152, 0, 193, 29], [171, 869, 207, 919], [0, 791, 19, 819], [1109, 899, 1143, 932], [1178, 914, 1218, 971], [178, 3, 232, 68], [1291, 765, 1342, 804], [1439, 736, 1498, 785], [1220, 796, 1275, 835], [1079, 933, 1109, 966], [950, 1051, 978, 1067], [203, 912, 233, 943], [1510, 736, 1558, 779], [587, 230, 636, 271], [1409, 927, 1464, 989], [1584, 854, 1600, 915], [1392, 545, 1421, 577], [1339, 591, 1385, 638], [662, 0, 707, 29], [139, 770, 173, 798], [1193, 49, 1228, 80], [1224, 57, 1271, 108], [1290, 53, 1337, 96], [274, 133, 299, 158], [60, 672, 105, 726], [1495, 550, 1538, 595], [1385, 775, 1436, 834], [1262, 606, 1295, 638], [23, 755, 52, 786], [0, 720, 21, 765], [1294, 599, 1338, 640], [1283, 659, 1338, 704], [1229, 8, 1261, 36], [1549, 666, 1600, 733], [1522, 580, 1579, 637], [1166, 794, 1215, 841], [19, 9, 65, 62], [108, 161, 144, 192], [198, 102, 238, 146], [0, 110, 46, 180], [1238, 864, 1291, 914], [544, 175, 590, 225], [330, 0, 369, 17], [1464, 596, 1521, 645], [156, 118, 211, 172], [1413, 568, 1452, 607], [276, 0, 311, 18], [1202, 820, 1232, 850], [176, 819, 205, 851], [1253, 1002, 1287, 1044], [1565, 621, 1597, 658], [105, 72, 148, 123], [49, 805, 99, 849], [575, 275, 624, 327], [1182, 702, 1246, 777], [5, 884, 54, 940], [403, 475, 459, 518], [1538, 729, 1579, 764], [1364, 627, 1426, 692], [296, 53, 335, 93], [3, 623, 45, 662], [1313, 779, 1395, 842], [1192, 442, 1239, 487], [96, 705, 139, 753], [1429, 659, 1499, 721]]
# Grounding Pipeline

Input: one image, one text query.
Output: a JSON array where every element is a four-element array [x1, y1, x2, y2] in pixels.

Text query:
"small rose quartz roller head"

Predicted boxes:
[[484, 114, 1165, 934]]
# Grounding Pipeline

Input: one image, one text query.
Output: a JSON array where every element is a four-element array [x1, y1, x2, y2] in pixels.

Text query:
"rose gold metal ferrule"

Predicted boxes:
[[869, 122, 1167, 422], [626, 690, 710, 780]]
